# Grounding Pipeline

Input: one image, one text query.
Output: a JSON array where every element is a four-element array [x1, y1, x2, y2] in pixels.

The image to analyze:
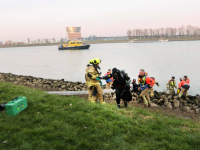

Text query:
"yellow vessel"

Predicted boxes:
[[58, 40, 90, 50]]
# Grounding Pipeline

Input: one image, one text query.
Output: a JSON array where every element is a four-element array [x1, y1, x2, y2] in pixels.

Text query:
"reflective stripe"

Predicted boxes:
[[139, 76, 148, 90], [88, 70, 99, 79], [139, 76, 146, 85], [88, 82, 100, 86]]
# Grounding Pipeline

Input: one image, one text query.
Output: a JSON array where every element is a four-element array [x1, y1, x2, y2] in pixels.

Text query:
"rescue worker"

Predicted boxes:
[[166, 76, 177, 95], [178, 76, 190, 99], [149, 77, 159, 97], [104, 69, 113, 89], [87, 58, 105, 104], [103, 68, 132, 108], [185, 75, 190, 84], [138, 69, 154, 107], [85, 59, 94, 101], [132, 79, 139, 92]]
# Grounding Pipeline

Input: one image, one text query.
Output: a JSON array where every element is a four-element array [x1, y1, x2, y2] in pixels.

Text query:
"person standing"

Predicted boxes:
[[87, 58, 105, 104], [85, 59, 94, 101], [166, 76, 177, 95], [104, 69, 113, 89], [103, 68, 132, 108]]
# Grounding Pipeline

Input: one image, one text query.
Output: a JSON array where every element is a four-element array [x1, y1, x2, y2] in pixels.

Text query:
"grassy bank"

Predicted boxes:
[[1, 82, 200, 150]]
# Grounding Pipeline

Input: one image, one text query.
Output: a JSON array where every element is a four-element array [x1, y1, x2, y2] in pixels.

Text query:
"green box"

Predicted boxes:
[[5, 97, 28, 116]]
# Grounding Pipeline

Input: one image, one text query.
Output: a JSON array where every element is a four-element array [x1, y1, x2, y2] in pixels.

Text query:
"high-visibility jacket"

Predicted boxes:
[[178, 80, 189, 88], [85, 64, 92, 86], [166, 80, 176, 89], [139, 76, 153, 90], [138, 72, 148, 84], [87, 65, 100, 87], [186, 78, 190, 84], [104, 72, 113, 82]]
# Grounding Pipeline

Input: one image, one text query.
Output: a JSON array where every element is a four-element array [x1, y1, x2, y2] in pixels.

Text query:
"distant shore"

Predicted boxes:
[[1, 37, 200, 48]]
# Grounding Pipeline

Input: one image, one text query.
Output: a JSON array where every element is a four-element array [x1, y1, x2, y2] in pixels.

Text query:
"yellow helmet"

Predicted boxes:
[[89, 59, 94, 64], [93, 58, 101, 64]]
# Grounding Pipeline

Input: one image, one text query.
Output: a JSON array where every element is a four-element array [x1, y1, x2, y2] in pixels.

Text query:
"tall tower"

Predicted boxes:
[[66, 27, 81, 40]]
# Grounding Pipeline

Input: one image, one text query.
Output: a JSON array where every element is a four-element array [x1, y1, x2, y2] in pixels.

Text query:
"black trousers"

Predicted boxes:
[[116, 87, 123, 105], [116, 87, 132, 105]]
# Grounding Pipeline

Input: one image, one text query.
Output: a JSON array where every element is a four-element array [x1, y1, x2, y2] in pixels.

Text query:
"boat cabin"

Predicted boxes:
[[62, 40, 83, 47]]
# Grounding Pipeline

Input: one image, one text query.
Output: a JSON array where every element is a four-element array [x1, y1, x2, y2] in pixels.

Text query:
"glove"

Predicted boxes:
[[150, 92, 154, 97], [156, 82, 159, 86], [99, 80, 102, 86], [96, 77, 100, 81], [111, 86, 115, 90]]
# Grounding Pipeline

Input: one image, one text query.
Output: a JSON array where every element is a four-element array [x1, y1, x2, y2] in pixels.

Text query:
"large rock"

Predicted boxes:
[[195, 109, 199, 114], [164, 102, 172, 109], [173, 100, 180, 108], [157, 99, 163, 103], [164, 97, 168, 102], [168, 95, 172, 99], [61, 85, 66, 89], [182, 106, 190, 112]]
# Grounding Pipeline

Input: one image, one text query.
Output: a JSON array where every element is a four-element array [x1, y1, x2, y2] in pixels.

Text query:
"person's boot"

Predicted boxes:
[[90, 100, 96, 103], [144, 104, 148, 108], [148, 103, 151, 107], [101, 101, 106, 105], [124, 101, 128, 108], [117, 104, 120, 108]]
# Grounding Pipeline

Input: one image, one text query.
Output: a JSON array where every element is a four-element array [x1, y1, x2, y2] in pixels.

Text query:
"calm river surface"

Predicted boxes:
[[0, 41, 200, 95]]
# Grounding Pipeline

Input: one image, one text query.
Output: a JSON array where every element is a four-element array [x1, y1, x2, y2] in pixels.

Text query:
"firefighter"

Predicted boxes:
[[132, 79, 139, 92], [149, 77, 159, 97], [87, 58, 105, 104], [85, 59, 94, 101], [178, 76, 190, 99], [166, 76, 177, 95], [138, 69, 155, 107], [185, 75, 190, 84], [104, 69, 113, 89], [103, 68, 132, 108]]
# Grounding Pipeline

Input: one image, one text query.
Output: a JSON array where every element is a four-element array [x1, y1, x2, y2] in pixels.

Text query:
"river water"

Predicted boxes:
[[0, 41, 200, 95]]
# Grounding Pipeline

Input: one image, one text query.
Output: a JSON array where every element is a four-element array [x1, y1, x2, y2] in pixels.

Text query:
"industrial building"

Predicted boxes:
[[66, 27, 81, 40]]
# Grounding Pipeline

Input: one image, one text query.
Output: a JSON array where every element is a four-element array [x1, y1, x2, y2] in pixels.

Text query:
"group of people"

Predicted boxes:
[[85, 58, 190, 108]]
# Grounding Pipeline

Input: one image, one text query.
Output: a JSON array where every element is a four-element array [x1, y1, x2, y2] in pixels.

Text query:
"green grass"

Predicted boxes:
[[0, 82, 200, 150]]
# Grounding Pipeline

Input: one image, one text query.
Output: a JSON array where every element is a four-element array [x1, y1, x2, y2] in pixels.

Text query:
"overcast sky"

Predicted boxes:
[[0, 0, 200, 42]]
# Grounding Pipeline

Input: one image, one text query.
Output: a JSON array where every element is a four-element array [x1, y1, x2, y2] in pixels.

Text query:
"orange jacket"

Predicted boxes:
[[146, 77, 155, 87], [186, 78, 190, 84], [178, 80, 188, 88]]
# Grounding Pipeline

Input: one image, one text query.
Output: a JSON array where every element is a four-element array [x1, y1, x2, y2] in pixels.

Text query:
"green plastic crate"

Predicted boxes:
[[5, 97, 28, 116]]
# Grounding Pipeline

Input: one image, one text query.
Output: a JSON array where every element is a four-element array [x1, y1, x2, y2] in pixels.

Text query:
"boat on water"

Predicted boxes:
[[159, 38, 169, 42], [58, 40, 90, 50]]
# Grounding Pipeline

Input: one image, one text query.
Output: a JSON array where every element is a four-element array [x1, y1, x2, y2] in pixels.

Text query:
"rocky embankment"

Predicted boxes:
[[0, 73, 90, 91], [130, 91, 200, 114], [1, 72, 200, 113]]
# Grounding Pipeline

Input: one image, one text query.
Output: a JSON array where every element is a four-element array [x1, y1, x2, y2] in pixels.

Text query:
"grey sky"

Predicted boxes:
[[0, 0, 200, 42]]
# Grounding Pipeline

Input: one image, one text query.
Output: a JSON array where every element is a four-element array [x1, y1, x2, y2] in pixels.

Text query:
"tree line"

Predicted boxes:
[[127, 25, 200, 39]]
